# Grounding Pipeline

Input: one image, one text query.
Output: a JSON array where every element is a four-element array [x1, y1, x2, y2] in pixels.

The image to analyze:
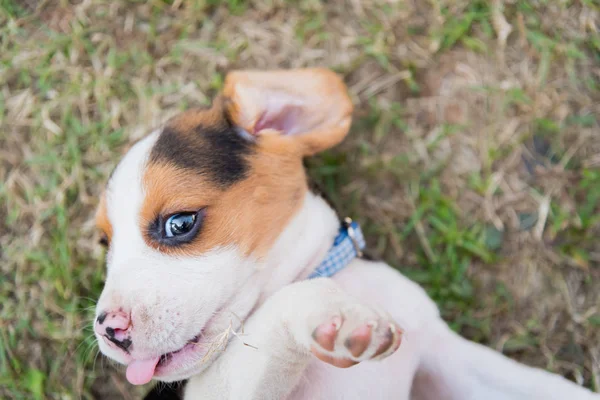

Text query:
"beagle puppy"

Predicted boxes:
[[94, 68, 598, 400]]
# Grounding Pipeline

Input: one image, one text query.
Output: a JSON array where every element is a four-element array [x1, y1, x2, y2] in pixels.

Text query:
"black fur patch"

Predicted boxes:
[[143, 380, 187, 400], [149, 121, 254, 187]]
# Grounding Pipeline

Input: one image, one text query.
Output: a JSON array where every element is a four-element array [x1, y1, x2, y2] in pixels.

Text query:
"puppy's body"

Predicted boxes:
[[184, 193, 596, 400], [93, 68, 598, 399]]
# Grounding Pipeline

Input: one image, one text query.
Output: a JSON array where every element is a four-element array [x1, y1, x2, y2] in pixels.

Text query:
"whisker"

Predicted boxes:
[[76, 333, 99, 364], [74, 333, 96, 353], [79, 296, 98, 303], [92, 348, 102, 374]]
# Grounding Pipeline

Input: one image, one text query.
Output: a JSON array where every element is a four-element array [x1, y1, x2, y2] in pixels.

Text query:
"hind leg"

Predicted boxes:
[[412, 321, 599, 400]]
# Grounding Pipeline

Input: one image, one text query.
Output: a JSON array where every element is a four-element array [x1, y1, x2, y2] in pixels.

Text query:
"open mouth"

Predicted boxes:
[[120, 297, 251, 385], [156, 334, 201, 368], [125, 332, 206, 385]]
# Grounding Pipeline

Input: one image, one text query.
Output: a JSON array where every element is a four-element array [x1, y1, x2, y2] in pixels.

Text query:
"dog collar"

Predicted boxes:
[[308, 217, 366, 279]]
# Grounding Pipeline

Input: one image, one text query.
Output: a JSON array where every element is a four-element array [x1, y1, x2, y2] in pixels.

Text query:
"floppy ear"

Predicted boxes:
[[222, 68, 353, 156]]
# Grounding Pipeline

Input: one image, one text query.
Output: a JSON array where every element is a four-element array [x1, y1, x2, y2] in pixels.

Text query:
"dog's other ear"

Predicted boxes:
[[223, 68, 353, 156]]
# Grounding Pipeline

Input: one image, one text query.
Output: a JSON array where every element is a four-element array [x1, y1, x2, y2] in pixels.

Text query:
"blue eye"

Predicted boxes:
[[165, 213, 198, 238], [148, 209, 204, 246]]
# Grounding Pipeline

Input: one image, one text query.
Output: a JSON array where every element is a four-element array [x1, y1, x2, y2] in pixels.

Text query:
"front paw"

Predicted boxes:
[[308, 306, 403, 368]]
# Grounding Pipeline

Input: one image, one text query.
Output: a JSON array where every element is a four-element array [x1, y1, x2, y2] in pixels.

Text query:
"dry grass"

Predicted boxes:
[[1, 0, 599, 398]]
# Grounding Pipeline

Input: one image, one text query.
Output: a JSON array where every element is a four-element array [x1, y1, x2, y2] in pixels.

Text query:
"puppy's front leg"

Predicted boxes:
[[184, 278, 402, 400]]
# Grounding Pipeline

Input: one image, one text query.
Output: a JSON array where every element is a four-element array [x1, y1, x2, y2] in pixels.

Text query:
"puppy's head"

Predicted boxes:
[[93, 68, 352, 384]]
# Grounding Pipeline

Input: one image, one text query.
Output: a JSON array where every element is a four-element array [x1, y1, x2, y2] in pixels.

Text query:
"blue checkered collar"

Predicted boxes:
[[308, 217, 366, 279]]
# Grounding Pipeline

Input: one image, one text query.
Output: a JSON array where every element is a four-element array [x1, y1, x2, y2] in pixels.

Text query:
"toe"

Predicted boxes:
[[344, 323, 373, 357], [372, 323, 403, 359], [391, 325, 403, 352], [311, 316, 342, 352], [372, 323, 395, 358], [311, 347, 359, 368]]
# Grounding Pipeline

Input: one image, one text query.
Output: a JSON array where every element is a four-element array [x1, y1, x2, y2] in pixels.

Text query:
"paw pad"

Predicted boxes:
[[310, 311, 403, 368]]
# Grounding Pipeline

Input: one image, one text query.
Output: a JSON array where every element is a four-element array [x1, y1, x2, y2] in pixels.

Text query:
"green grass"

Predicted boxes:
[[549, 169, 600, 269], [432, 1, 492, 52], [1, 0, 599, 398], [400, 178, 496, 332]]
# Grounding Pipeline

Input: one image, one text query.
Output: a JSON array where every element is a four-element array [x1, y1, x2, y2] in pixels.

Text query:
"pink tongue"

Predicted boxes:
[[126, 356, 160, 385]]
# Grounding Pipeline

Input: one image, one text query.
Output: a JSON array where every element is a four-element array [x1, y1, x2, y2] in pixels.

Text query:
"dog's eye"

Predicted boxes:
[[99, 233, 109, 247], [165, 212, 199, 238], [148, 209, 204, 246]]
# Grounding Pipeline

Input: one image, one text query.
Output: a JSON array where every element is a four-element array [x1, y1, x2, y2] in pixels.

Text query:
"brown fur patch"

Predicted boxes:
[[224, 68, 353, 156], [96, 192, 113, 243], [167, 103, 221, 132], [139, 68, 352, 257], [141, 133, 306, 257]]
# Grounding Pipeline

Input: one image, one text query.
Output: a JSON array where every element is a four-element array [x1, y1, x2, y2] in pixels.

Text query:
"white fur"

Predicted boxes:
[[184, 258, 600, 400], [97, 131, 260, 380], [96, 131, 341, 382], [96, 131, 599, 399], [182, 205, 599, 400]]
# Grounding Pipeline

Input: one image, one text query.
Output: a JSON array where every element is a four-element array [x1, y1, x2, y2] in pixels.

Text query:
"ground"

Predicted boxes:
[[1, 0, 599, 399]]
